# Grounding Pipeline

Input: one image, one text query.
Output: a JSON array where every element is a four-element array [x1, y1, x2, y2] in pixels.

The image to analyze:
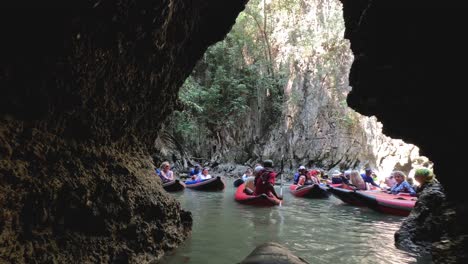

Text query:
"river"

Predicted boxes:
[[161, 178, 432, 264]]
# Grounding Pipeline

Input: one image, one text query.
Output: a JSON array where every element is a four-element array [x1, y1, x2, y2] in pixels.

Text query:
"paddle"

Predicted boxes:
[[278, 155, 284, 206]]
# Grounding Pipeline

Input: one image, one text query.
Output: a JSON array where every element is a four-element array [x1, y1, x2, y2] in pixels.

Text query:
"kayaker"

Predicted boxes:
[[331, 170, 348, 184], [361, 168, 381, 189], [414, 168, 439, 195], [298, 169, 319, 186], [195, 167, 212, 181], [294, 166, 308, 184], [308, 169, 321, 183], [159, 161, 174, 183], [242, 168, 253, 181], [349, 170, 367, 190], [253, 160, 283, 200], [388, 171, 416, 196], [382, 173, 397, 190], [244, 165, 263, 194], [190, 164, 202, 180]]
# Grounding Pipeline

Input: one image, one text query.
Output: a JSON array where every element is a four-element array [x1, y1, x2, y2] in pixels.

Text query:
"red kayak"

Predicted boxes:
[[185, 176, 225, 191], [354, 190, 417, 216], [162, 179, 185, 192], [289, 184, 330, 198], [234, 183, 281, 206]]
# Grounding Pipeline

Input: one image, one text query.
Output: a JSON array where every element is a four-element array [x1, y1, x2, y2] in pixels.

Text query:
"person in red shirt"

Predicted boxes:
[[253, 160, 283, 200]]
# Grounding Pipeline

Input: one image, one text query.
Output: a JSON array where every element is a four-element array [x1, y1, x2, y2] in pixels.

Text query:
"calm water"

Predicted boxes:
[[161, 178, 431, 264]]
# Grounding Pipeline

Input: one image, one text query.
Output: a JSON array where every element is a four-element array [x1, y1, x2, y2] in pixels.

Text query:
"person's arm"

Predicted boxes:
[[267, 183, 283, 200], [368, 176, 380, 187], [160, 170, 169, 181], [168, 171, 174, 180], [403, 182, 416, 196]]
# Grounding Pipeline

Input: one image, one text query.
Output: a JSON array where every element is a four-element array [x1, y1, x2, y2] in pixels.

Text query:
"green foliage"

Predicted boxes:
[[168, 0, 350, 158]]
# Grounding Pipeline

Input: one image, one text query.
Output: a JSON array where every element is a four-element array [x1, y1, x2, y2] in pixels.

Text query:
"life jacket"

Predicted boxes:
[[255, 168, 274, 186]]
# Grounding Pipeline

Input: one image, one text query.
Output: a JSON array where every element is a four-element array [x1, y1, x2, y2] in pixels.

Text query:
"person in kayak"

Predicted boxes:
[[298, 169, 320, 186], [247, 160, 283, 200], [331, 170, 349, 184], [244, 165, 263, 194], [242, 167, 254, 182], [294, 166, 308, 184], [159, 161, 174, 183], [190, 164, 202, 180], [194, 167, 212, 181], [349, 170, 367, 190], [388, 171, 416, 196], [382, 173, 397, 190], [361, 168, 381, 189], [414, 168, 439, 195]]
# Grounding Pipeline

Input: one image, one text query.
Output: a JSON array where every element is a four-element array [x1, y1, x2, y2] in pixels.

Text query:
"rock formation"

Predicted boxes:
[[0, 1, 246, 263], [341, 1, 468, 262]]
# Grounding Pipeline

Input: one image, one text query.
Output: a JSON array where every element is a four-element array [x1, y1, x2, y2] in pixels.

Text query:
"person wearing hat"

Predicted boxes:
[[414, 168, 439, 195], [360, 168, 380, 189], [331, 170, 349, 184], [244, 165, 263, 195], [252, 160, 283, 200], [293, 165, 308, 184]]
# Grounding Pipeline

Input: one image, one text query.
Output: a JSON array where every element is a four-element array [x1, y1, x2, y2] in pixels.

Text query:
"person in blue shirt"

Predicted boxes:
[[361, 168, 380, 188], [190, 164, 202, 180], [389, 171, 416, 196]]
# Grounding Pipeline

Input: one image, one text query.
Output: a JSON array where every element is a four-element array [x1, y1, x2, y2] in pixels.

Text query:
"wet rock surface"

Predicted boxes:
[[341, 0, 468, 262], [0, 0, 246, 262]]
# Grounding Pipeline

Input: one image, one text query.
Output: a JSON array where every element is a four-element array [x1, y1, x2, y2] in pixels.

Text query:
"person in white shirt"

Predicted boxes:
[[159, 161, 174, 183], [242, 168, 253, 181], [196, 167, 212, 181]]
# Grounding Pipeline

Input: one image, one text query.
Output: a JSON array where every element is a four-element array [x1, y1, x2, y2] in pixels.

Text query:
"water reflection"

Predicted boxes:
[[162, 178, 432, 264]]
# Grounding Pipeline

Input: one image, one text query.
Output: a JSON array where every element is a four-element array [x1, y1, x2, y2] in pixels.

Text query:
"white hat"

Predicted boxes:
[[254, 166, 264, 173], [299, 165, 306, 170], [331, 170, 342, 177]]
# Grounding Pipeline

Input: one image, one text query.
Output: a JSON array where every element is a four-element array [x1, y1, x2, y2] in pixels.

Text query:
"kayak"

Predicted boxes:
[[354, 190, 417, 216], [233, 178, 244, 187], [162, 179, 185, 192], [185, 176, 225, 191], [240, 242, 308, 264], [327, 184, 365, 206], [234, 183, 281, 206], [289, 184, 330, 198]]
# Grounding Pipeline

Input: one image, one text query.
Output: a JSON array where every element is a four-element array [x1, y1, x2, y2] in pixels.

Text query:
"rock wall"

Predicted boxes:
[[0, 1, 246, 263], [341, 1, 468, 262], [260, 57, 430, 176]]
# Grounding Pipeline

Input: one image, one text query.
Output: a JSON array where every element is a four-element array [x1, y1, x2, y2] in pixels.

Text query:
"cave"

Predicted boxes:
[[1, 1, 467, 263]]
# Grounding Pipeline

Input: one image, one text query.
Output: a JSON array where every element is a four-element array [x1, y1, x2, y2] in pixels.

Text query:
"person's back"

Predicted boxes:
[[254, 167, 276, 195], [349, 170, 366, 190], [190, 164, 201, 176]]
